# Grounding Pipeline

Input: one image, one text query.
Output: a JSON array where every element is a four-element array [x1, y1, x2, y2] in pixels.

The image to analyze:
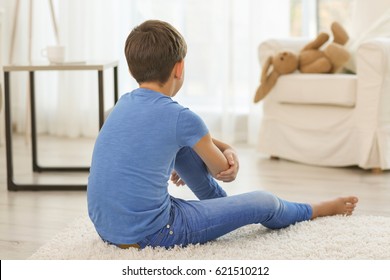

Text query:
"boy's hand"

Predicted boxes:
[[216, 148, 239, 182], [170, 170, 186, 187]]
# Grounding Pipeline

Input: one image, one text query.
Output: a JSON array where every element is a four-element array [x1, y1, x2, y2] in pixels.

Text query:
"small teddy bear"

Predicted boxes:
[[254, 22, 350, 103]]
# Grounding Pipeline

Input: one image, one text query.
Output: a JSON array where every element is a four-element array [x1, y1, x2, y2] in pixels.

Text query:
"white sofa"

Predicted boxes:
[[257, 37, 390, 171]]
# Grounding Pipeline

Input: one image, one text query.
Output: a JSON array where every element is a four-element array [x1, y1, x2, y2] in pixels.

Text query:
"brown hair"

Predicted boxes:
[[124, 20, 187, 85]]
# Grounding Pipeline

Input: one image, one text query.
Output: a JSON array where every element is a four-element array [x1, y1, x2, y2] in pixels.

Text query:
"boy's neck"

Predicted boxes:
[[140, 80, 175, 97]]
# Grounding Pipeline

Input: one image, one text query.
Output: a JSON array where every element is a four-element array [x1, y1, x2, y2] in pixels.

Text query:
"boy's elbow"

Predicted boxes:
[[209, 161, 230, 179]]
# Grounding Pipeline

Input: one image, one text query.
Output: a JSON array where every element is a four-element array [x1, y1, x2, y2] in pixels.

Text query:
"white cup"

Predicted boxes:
[[41, 45, 65, 63]]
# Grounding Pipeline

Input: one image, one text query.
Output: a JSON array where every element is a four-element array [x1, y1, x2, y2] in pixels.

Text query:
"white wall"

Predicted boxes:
[[351, 0, 390, 37]]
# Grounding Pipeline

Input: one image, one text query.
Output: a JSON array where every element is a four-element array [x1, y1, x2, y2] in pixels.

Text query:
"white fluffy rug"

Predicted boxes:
[[30, 215, 390, 260]]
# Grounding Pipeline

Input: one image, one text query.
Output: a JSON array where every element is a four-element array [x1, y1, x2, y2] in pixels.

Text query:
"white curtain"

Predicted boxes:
[[2, 0, 290, 144]]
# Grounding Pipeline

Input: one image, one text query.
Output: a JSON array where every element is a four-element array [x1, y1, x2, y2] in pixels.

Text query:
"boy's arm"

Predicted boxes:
[[193, 133, 230, 178], [171, 135, 240, 186], [212, 138, 239, 182]]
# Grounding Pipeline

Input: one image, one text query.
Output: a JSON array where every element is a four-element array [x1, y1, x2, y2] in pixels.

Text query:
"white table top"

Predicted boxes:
[[3, 60, 119, 71]]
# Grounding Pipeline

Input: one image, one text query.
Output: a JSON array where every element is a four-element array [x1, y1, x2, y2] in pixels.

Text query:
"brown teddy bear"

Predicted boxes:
[[254, 22, 350, 103]]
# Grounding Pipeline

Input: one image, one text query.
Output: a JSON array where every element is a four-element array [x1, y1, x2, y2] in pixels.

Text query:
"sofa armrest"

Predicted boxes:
[[257, 38, 310, 66], [355, 37, 390, 127]]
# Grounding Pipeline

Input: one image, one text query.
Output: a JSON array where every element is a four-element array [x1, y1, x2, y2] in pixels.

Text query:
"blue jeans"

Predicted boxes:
[[137, 147, 312, 249]]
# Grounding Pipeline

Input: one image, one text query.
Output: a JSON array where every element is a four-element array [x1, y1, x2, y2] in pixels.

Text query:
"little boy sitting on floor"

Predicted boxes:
[[87, 20, 358, 249]]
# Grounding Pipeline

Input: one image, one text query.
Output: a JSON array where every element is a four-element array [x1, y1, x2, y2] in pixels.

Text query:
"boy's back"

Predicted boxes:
[[87, 87, 208, 245]]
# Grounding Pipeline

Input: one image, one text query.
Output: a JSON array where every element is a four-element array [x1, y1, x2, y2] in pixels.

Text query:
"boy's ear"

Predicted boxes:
[[174, 60, 185, 79]]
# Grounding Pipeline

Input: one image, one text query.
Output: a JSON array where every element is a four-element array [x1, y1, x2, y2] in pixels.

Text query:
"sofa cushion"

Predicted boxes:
[[273, 73, 357, 107]]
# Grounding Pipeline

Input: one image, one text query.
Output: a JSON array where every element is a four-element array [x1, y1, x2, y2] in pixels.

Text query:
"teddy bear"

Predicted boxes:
[[253, 22, 350, 103]]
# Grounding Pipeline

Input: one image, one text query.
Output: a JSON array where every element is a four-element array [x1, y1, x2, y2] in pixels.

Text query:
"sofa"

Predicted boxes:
[[256, 37, 390, 171]]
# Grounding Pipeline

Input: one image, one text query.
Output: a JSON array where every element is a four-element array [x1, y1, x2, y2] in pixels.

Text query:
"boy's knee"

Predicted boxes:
[[251, 191, 281, 212]]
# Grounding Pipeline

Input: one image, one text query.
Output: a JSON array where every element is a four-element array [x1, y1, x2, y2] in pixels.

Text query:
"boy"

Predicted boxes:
[[87, 20, 358, 249]]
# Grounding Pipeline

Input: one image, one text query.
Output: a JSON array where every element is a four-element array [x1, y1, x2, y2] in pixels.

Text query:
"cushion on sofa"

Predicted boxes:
[[273, 73, 357, 107]]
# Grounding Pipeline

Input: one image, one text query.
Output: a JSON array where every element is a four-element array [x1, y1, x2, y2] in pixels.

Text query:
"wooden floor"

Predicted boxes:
[[1, 134, 390, 259]]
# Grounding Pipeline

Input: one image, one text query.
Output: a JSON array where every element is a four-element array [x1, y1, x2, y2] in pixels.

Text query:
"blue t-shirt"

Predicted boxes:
[[87, 88, 208, 244]]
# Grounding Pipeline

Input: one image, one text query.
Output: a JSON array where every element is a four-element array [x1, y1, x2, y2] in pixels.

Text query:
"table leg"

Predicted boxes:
[[4, 72, 16, 191], [114, 66, 119, 103], [30, 71, 89, 173], [29, 71, 39, 172], [98, 70, 104, 129]]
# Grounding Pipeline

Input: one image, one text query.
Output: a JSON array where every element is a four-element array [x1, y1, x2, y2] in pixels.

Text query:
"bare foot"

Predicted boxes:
[[311, 196, 358, 219]]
